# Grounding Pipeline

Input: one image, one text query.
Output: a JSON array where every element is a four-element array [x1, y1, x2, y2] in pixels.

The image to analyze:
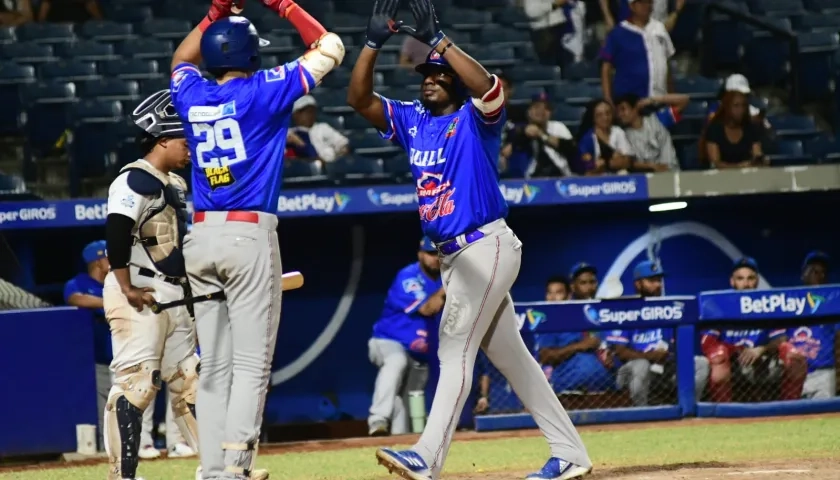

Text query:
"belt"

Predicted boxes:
[[435, 229, 486, 256], [193, 211, 260, 224], [137, 267, 184, 286]]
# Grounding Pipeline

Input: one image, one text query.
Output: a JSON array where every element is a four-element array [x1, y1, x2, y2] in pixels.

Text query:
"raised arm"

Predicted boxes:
[[171, 0, 237, 70]]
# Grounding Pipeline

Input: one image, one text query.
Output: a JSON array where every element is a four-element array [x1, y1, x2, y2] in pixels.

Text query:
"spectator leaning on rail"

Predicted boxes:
[[599, 0, 685, 32], [701, 257, 807, 403], [64, 240, 111, 452], [700, 84, 769, 169], [607, 260, 709, 406], [600, 0, 674, 104], [500, 92, 577, 178], [285, 95, 351, 163], [576, 98, 635, 175], [615, 92, 688, 172], [522, 0, 585, 67]]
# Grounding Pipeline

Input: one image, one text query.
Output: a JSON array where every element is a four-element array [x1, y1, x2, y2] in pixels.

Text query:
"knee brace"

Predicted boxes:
[[104, 361, 161, 480], [164, 354, 200, 451]]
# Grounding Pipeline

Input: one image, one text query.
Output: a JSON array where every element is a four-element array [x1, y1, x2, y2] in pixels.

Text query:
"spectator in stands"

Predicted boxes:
[[545, 275, 571, 301], [801, 250, 829, 286], [37, 0, 101, 23], [615, 93, 689, 172], [399, 36, 431, 69], [576, 99, 635, 175], [523, 0, 585, 67], [600, 0, 674, 104], [706, 74, 775, 152], [285, 95, 350, 163], [0, 0, 32, 26], [497, 73, 527, 124], [702, 257, 807, 403], [608, 260, 709, 405], [599, 0, 685, 32], [569, 262, 598, 300], [701, 86, 769, 169], [500, 92, 577, 178], [64, 240, 110, 451]]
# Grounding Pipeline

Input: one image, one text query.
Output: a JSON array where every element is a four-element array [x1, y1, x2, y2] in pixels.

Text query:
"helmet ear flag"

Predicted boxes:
[[200, 16, 264, 72]]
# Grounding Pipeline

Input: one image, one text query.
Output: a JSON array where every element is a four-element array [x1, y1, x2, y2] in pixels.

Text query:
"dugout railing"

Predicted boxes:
[[474, 284, 840, 432]]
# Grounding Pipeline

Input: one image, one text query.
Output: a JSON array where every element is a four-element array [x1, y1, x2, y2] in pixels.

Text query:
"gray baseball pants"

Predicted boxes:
[[185, 211, 282, 480]]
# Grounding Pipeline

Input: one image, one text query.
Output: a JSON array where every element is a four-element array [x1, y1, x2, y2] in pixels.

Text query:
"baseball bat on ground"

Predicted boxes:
[[151, 271, 304, 313]]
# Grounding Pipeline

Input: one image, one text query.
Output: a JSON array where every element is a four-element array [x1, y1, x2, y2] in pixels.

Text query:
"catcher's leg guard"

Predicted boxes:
[[104, 361, 161, 480], [165, 354, 200, 452], [223, 441, 269, 479]]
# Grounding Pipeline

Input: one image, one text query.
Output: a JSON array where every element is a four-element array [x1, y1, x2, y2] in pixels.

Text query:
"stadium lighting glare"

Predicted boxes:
[[648, 201, 687, 213]]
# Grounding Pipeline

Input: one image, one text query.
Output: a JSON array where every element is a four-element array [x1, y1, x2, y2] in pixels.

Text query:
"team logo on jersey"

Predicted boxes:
[[265, 65, 287, 83], [188, 101, 237, 122], [416, 173, 451, 198], [408, 126, 418, 138], [445, 117, 459, 138], [402, 278, 423, 293], [171, 69, 188, 92], [430, 51, 441, 60], [204, 166, 236, 190], [416, 172, 456, 221]]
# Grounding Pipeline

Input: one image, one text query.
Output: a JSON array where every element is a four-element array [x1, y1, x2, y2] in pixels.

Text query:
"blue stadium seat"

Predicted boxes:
[[349, 132, 401, 157], [106, 5, 154, 23], [504, 64, 560, 84], [70, 122, 121, 179], [321, 68, 351, 90], [0, 172, 25, 193], [444, 8, 493, 30], [0, 26, 15, 45], [118, 39, 174, 59], [493, 6, 531, 28], [80, 21, 134, 42], [72, 99, 123, 124], [679, 143, 702, 170], [471, 46, 516, 67], [796, 32, 839, 101], [673, 76, 721, 100], [139, 19, 192, 40], [441, 29, 472, 45], [383, 154, 411, 182], [0, 62, 34, 135], [743, 18, 793, 87], [388, 68, 421, 87], [325, 13, 368, 34], [768, 114, 819, 138], [751, 0, 805, 16], [552, 105, 585, 128], [805, 0, 840, 13], [563, 61, 600, 83], [78, 78, 139, 101], [324, 156, 389, 184], [803, 134, 840, 163], [342, 113, 372, 131], [55, 41, 115, 61], [768, 139, 813, 166], [794, 13, 840, 31], [706, 3, 750, 69], [370, 51, 399, 69], [681, 101, 709, 121], [21, 81, 76, 105], [478, 26, 530, 46], [509, 85, 548, 103], [283, 159, 329, 187], [40, 61, 98, 82], [312, 89, 350, 112], [1, 42, 54, 63], [15, 23, 75, 44], [259, 34, 295, 54], [100, 59, 159, 80], [382, 88, 416, 102], [160, 3, 211, 23], [551, 83, 601, 107], [139, 77, 170, 95]]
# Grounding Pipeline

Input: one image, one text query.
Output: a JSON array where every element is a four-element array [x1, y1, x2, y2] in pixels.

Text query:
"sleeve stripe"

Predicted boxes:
[[383, 99, 397, 141], [404, 298, 423, 313], [670, 106, 681, 123], [298, 64, 312, 94], [173, 64, 201, 76]]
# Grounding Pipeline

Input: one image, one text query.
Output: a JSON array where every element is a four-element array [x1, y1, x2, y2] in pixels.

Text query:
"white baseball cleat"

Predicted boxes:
[[138, 445, 161, 459], [168, 442, 197, 458]]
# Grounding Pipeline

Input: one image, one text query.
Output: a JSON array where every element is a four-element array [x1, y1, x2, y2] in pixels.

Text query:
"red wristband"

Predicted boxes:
[[198, 15, 212, 33], [284, 2, 326, 47]]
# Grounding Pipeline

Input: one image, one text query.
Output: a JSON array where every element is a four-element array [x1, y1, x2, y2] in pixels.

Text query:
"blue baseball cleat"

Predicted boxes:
[[375, 448, 432, 480], [525, 457, 592, 479]]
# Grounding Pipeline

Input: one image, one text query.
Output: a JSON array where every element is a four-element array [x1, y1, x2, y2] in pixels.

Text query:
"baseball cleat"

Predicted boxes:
[[138, 444, 161, 459], [168, 442, 196, 458], [369, 421, 389, 437], [525, 458, 592, 480], [376, 448, 432, 480], [251, 469, 270, 480]]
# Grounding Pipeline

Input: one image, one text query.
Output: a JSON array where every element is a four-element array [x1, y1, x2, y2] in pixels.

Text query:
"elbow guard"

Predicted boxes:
[[105, 213, 135, 269], [470, 75, 505, 116], [300, 32, 345, 84]]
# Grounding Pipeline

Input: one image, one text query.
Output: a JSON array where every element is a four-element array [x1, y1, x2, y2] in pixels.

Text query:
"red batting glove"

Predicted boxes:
[[263, 0, 297, 18], [199, 0, 238, 31]]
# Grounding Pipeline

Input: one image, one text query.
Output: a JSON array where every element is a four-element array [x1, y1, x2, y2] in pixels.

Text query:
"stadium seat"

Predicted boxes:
[[470, 46, 516, 67], [158, 3, 211, 23], [139, 19, 192, 40], [40, 61, 98, 82], [388, 68, 420, 87], [118, 39, 174, 59], [552, 105, 585, 128], [478, 26, 530, 47], [1, 42, 54, 63], [72, 100, 124, 124], [805, 0, 840, 13], [681, 101, 709, 121], [563, 61, 600, 83], [258, 34, 295, 54], [139, 77, 170, 95], [15, 23, 75, 44], [321, 68, 351, 90], [804, 134, 840, 162], [325, 13, 369, 34], [493, 6, 531, 28], [679, 142, 703, 170], [383, 154, 411, 181], [70, 122, 121, 179], [312, 89, 350, 112], [349, 132, 401, 157], [504, 64, 560, 84], [100, 59, 159, 80], [0, 62, 34, 135], [551, 83, 601, 107], [21, 81, 76, 105], [0, 26, 15, 45], [106, 5, 154, 23], [78, 78, 139, 101], [743, 18, 793, 87], [705, 3, 749, 69], [768, 114, 819, 138], [751, 0, 805, 16], [796, 32, 839, 101], [768, 139, 813, 166], [283, 159, 329, 187], [673, 76, 721, 101], [0, 172, 25, 193], [444, 8, 493, 30], [55, 41, 115, 61], [342, 114, 372, 131], [794, 13, 840, 32], [383, 88, 416, 102], [324, 156, 389, 184], [509, 85, 549, 103], [22, 99, 72, 157], [79, 21, 134, 42]]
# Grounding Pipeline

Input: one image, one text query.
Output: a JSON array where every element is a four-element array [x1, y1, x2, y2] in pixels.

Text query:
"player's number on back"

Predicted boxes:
[[193, 118, 247, 168]]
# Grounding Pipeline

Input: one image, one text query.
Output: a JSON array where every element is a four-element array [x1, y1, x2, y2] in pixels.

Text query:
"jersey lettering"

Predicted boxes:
[[410, 148, 447, 167], [419, 189, 456, 222]]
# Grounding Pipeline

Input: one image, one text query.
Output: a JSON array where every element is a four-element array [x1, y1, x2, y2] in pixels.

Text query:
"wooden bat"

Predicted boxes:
[[282, 271, 304, 291]]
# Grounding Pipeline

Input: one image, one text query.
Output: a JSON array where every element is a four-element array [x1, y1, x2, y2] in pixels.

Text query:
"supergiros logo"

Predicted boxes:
[[499, 183, 540, 205], [367, 188, 417, 207], [583, 302, 685, 326], [555, 179, 638, 198], [277, 192, 350, 213]]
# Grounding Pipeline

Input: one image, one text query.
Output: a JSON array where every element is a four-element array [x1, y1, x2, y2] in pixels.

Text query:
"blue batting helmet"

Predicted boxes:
[[200, 16, 268, 72], [415, 50, 467, 96]]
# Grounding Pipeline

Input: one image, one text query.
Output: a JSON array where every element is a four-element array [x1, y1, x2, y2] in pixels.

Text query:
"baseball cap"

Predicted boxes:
[[292, 95, 317, 113], [633, 260, 665, 280], [531, 91, 551, 104], [802, 250, 830, 271], [569, 262, 597, 279], [732, 256, 759, 274], [724, 74, 751, 94], [419, 236, 437, 253], [82, 240, 107, 264]]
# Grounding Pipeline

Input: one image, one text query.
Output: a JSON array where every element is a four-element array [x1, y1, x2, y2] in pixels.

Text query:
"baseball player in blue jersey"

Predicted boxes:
[[368, 237, 443, 436], [348, 0, 591, 478], [169, 1, 344, 478]]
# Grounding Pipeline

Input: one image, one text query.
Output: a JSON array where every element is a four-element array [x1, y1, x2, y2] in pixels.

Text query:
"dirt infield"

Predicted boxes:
[[2, 413, 839, 475]]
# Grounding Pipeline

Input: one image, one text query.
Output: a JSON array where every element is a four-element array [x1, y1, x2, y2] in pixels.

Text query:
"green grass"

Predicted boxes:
[[3, 417, 839, 480]]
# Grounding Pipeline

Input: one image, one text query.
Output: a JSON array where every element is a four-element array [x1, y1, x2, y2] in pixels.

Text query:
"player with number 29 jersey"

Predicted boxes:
[[171, 60, 314, 213]]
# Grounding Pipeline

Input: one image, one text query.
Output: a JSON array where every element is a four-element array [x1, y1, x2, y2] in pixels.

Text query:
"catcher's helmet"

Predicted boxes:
[[415, 50, 467, 97], [132, 89, 183, 138], [201, 16, 269, 72]]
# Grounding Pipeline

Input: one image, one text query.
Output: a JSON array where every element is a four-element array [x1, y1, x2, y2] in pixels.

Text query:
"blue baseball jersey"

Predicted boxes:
[[372, 262, 443, 356], [701, 328, 769, 348], [170, 61, 316, 213], [534, 332, 613, 392], [784, 324, 838, 372], [377, 96, 508, 242], [607, 328, 674, 352], [64, 273, 111, 365]]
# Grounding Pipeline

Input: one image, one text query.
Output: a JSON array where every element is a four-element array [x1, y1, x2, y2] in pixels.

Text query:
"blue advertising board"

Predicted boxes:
[[0, 175, 649, 230], [699, 285, 840, 320]]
